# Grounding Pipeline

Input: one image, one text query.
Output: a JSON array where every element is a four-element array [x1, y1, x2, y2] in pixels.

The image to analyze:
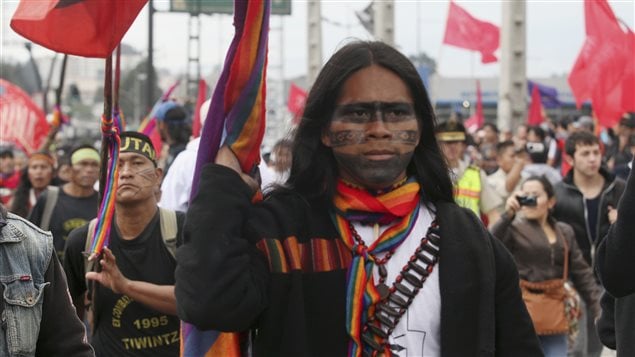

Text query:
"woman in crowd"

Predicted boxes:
[[491, 175, 600, 356], [10, 151, 57, 218]]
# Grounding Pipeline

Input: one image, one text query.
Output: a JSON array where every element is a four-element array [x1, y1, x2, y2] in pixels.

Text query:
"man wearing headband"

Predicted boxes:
[[63, 131, 184, 357], [435, 120, 502, 227], [29, 144, 100, 259]]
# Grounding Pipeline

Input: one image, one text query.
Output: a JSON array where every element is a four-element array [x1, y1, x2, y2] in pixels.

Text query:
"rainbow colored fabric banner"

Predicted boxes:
[[182, 1, 271, 356], [192, 0, 270, 189], [87, 113, 123, 259]]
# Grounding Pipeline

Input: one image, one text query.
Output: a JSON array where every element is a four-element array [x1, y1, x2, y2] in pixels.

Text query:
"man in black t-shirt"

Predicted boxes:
[[29, 145, 100, 260], [63, 132, 184, 357]]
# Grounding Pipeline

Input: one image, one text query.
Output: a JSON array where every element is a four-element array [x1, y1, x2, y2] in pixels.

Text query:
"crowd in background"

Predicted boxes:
[[1, 99, 633, 356]]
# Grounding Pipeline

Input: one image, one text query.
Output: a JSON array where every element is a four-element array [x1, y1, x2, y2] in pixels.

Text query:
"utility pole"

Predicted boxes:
[[307, 1, 322, 86], [497, 0, 527, 133], [186, 1, 201, 100], [373, 0, 394, 46]]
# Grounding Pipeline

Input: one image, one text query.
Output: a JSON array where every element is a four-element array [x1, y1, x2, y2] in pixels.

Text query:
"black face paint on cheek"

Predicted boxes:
[[328, 129, 419, 147], [333, 150, 415, 188], [134, 167, 157, 184], [329, 130, 365, 147], [393, 130, 419, 145]]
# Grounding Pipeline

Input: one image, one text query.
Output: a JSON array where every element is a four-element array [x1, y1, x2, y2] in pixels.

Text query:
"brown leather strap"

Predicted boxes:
[[557, 224, 569, 280]]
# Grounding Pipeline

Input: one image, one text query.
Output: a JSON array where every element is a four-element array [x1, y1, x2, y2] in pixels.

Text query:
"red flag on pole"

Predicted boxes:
[[621, 30, 635, 112], [442, 1, 500, 64], [464, 80, 484, 133], [527, 85, 544, 126], [10, 0, 147, 58], [287, 83, 307, 124], [568, 0, 633, 128], [0, 79, 49, 154]]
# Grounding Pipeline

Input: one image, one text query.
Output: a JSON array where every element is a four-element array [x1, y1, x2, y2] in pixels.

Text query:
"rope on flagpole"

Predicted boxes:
[[88, 47, 123, 261]]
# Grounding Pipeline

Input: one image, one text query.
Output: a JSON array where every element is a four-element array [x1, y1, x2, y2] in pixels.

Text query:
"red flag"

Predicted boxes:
[[527, 85, 544, 126], [287, 83, 307, 124], [464, 80, 484, 132], [10, 0, 147, 58], [621, 31, 635, 112], [442, 1, 500, 64], [568, 0, 632, 128], [0, 79, 50, 154], [192, 79, 208, 138]]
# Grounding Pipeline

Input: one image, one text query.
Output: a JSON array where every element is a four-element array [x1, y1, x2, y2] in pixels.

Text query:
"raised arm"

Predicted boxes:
[[175, 158, 270, 331]]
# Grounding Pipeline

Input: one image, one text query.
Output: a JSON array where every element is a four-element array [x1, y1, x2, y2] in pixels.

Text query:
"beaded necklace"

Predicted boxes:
[[349, 219, 441, 355]]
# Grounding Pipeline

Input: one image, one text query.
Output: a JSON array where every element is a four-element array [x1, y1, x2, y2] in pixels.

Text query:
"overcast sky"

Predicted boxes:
[[2, 0, 634, 80]]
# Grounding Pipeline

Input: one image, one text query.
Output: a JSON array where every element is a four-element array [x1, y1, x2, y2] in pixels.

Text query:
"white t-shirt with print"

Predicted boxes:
[[353, 203, 441, 357]]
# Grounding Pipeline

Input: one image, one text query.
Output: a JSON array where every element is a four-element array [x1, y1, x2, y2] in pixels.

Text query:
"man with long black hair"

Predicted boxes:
[[175, 41, 541, 356]]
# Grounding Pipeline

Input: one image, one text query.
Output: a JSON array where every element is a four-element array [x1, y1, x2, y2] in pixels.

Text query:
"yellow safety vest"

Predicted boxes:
[[454, 166, 481, 216]]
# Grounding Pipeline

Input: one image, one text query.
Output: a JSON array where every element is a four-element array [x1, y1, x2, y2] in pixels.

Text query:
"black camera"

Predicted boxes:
[[516, 195, 538, 207]]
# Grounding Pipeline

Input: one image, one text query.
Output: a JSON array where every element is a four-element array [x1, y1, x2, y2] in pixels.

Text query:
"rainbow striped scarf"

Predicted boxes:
[[181, 1, 270, 356], [331, 178, 421, 357]]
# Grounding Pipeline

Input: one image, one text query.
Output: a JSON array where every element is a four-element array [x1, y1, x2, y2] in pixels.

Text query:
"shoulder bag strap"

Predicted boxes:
[[40, 186, 59, 231], [560, 226, 569, 280]]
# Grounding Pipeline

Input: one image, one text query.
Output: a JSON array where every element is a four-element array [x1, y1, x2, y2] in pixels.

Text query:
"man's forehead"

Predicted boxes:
[[120, 151, 153, 163], [575, 143, 600, 151], [74, 158, 99, 165]]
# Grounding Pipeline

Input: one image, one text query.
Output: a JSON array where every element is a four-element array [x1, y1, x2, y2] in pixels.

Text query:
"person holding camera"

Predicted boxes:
[[491, 175, 600, 357]]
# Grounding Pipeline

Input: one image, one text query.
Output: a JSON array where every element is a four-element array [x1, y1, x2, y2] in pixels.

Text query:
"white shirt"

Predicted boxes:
[[159, 137, 200, 212], [353, 204, 441, 357]]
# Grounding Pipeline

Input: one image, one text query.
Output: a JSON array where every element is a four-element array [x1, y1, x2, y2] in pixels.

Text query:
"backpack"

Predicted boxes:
[[83, 207, 178, 275]]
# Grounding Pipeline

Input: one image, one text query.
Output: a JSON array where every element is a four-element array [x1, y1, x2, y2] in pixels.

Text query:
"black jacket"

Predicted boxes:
[[553, 167, 626, 265], [595, 163, 635, 357], [175, 164, 542, 357]]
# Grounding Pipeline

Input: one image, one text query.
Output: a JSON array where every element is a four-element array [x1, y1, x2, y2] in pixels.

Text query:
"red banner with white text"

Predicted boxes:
[[0, 79, 49, 154]]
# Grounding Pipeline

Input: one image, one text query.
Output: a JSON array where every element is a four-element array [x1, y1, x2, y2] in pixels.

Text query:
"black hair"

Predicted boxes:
[[565, 131, 599, 157], [10, 163, 61, 218], [10, 167, 31, 218], [522, 175, 555, 199], [527, 125, 546, 142], [164, 107, 192, 146], [482, 122, 499, 133], [276, 41, 453, 205], [0, 149, 14, 159], [496, 140, 515, 155]]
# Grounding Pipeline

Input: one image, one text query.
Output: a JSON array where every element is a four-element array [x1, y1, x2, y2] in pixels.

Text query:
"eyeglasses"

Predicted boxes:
[[332, 101, 417, 124]]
